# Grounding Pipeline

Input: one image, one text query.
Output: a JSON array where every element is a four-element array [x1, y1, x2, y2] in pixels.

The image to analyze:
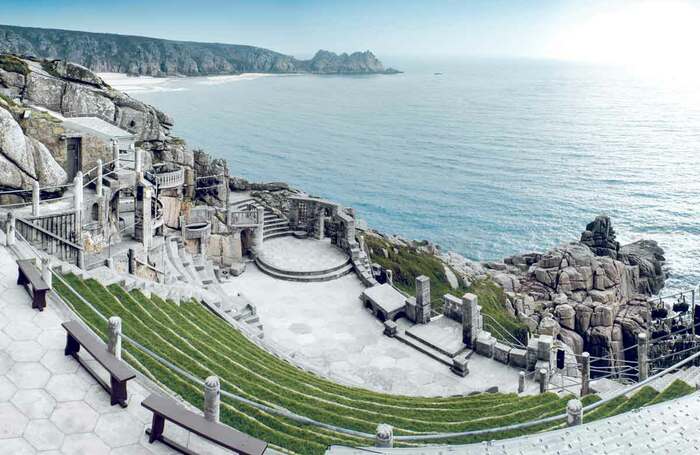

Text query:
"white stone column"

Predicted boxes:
[[566, 399, 583, 426], [203, 376, 221, 423], [107, 316, 122, 359], [518, 371, 525, 393], [5, 212, 15, 246], [375, 424, 393, 448], [112, 140, 120, 170], [96, 159, 103, 197], [41, 256, 52, 290], [539, 368, 548, 394], [416, 275, 431, 323], [73, 171, 83, 230], [134, 148, 143, 178], [32, 180, 40, 216], [462, 293, 480, 347]]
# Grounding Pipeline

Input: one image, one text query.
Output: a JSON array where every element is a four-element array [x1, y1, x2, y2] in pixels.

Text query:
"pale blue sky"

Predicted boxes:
[[2, 0, 698, 64]]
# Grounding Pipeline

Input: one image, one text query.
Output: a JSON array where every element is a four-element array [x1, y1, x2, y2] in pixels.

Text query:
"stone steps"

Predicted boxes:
[[394, 331, 454, 367], [254, 257, 354, 282], [263, 230, 294, 241]]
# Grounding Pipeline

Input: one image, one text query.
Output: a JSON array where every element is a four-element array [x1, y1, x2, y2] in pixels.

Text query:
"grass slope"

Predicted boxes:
[[365, 235, 529, 344]]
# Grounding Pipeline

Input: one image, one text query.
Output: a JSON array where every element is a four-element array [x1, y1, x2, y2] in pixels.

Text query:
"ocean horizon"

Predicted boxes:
[[106, 57, 700, 294]]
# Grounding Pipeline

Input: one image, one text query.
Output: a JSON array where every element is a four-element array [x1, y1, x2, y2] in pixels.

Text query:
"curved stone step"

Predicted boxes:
[[254, 258, 354, 282], [255, 254, 352, 278]]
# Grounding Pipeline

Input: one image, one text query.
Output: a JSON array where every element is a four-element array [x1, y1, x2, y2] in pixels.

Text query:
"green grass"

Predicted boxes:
[[648, 379, 695, 405], [365, 234, 529, 344], [54, 273, 696, 453], [0, 55, 29, 75]]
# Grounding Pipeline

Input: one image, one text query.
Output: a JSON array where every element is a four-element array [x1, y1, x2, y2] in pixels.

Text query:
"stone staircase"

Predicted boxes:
[[349, 242, 378, 286], [230, 198, 294, 241], [254, 254, 354, 283]]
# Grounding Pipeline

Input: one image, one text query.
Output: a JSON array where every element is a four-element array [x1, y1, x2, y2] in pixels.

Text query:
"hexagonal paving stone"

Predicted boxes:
[[11, 389, 56, 419], [0, 376, 17, 402], [32, 310, 63, 330], [0, 350, 13, 375], [110, 444, 153, 455], [0, 437, 36, 455], [23, 419, 65, 451], [8, 340, 44, 362], [6, 362, 51, 389], [0, 300, 35, 323], [50, 401, 99, 434], [4, 320, 41, 342], [60, 433, 110, 455], [45, 374, 89, 402], [94, 412, 144, 447], [37, 329, 65, 350], [0, 331, 11, 351], [40, 351, 79, 375], [0, 402, 29, 438], [83, 384, 118, 414]]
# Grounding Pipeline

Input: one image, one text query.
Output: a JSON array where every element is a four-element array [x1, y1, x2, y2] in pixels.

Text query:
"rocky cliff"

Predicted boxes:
[[0, 25, 399, 76]]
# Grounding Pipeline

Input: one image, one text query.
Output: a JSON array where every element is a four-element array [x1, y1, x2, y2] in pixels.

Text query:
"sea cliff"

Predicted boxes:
[[0, 24, 400, 76]]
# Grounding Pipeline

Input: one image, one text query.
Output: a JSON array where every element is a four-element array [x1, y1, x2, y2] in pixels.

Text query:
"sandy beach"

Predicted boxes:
[[98, 72, 275, 94]]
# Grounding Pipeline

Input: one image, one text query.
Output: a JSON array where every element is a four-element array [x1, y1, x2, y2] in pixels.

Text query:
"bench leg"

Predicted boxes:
[[149, 413, 165, 443], [33, 289, 47, 311], [17, 268, 28, 287], [64, 333, 80, 357], [110, 376, 128, 407]]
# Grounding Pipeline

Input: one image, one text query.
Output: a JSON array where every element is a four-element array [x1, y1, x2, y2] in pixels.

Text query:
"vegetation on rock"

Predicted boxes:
[[0, 54, 29, 75]]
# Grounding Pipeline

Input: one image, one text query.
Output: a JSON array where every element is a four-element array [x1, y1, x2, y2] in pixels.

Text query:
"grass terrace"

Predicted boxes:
[[54, 273, 694, 454]]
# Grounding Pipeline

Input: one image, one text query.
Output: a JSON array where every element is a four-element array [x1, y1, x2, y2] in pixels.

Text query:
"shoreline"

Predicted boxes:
[[98, 71, 279, 93]]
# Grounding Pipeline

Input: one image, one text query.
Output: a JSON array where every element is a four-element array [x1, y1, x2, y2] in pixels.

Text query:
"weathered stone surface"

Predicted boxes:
[[555, 304, 576, 330], [538, 316, 560, 338], [0, 106, 36, 178], [24, 72, 65, 112], [493, 342, 511, 364], [61, 83, 116, 119], [559, 327, 584, 355], [580, 215, 620, 258], [46, 60, 105, 87], [27, 137, 67, 186]]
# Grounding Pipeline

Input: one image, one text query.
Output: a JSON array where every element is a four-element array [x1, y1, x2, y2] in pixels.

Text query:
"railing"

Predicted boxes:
[[229, 209, 259, 227], [146, 165, 185, 189], [16, 217, 83, 266], [482, 313, 527, 349]]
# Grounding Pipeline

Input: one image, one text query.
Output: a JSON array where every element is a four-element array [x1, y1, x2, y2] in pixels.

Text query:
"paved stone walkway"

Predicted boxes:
[[0, 243, 227, 455], [327, 390, 700, 454], [257, 237, 349, 273]]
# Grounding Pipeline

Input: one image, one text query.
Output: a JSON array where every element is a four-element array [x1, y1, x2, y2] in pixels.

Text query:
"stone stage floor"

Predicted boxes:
[[256, 237, 349, 273], [225, 265, 539, 396]]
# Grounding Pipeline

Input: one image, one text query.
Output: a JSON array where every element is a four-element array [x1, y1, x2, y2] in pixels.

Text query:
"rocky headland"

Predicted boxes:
[[0, 52, 667, 364], [0, 24, 400, 76]]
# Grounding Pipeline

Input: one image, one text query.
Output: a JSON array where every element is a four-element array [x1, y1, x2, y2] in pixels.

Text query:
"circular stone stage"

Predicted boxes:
[[255, 237, 354, 282]]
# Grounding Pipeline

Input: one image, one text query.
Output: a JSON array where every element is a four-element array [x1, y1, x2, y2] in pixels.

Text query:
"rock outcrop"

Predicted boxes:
[[0, 24, 399, 77]]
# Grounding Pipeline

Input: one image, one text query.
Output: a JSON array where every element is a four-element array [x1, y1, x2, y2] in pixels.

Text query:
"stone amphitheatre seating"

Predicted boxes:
[[52, 271, 698, 455]]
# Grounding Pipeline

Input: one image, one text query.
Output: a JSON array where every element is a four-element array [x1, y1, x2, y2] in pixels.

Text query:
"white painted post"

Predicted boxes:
[[203, 376, 221, 423], [96, 159, 103, 197], [375, 423, 394, 448], [32, 180, 40, 216], [41, 256, 52, 290], [518, 371, 525, 393], [112, 140, 120, 170], [566, 399, 583, 426], [539, 368, 548, 394], [107, 316, 122, 359], [5, 212, 15, 246], [135, 147, 143, 176]]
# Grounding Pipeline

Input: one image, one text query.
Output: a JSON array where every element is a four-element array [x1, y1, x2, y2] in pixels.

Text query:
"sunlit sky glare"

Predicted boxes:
[[3, 0, 700, 69]]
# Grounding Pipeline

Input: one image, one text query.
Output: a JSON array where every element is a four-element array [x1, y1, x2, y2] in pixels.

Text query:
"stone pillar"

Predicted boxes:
[[112, 140, 120, 170], [134, 148, 143, 178], [5, 212, 16, 246], [415, 275, 431, 324], [538, 368, 548, 394], [375, 424, 393, 448], [315, 213, 324, 240], [385, 269, 393, 286], [518, 371, 525, 393], [32, 180, 40, 216], [73, 172, 83, 232], [462, 293, 481, 347], [580, 352, 590, 396], [96, 159, 103, 197], [134, 184, 152, 250], [203, 376, 221, 423], [638, 333, 649, 381], [41, 256, 52, 290], [107, 316, 122, 359], [184, 168, 194, 199], [566, 399, 583, 426]]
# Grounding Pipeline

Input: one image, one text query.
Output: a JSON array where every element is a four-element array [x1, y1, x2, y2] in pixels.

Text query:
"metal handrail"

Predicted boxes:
[[482, 313, 527, 348]]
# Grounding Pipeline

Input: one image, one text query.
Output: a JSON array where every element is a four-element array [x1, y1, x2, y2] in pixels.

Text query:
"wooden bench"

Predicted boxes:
[[17, 259, 50, 311], [142, 393, 268, 455], [62, 320, 136, 407]]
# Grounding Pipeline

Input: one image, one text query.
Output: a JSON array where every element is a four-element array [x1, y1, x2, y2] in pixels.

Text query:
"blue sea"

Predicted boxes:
[[115, 58, 700, 293]]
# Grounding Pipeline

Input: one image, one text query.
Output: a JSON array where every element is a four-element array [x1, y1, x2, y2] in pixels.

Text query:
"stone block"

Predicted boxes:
[[537, 335, 553, 361], [405, 297, 417, 322], [509, 347, 528, 369], [451, 354, 469, 377], [475, 331, 496, 358], [591, 304, 615, 327], [493, 342, 512, 364], [383, 320, 397, 337]]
